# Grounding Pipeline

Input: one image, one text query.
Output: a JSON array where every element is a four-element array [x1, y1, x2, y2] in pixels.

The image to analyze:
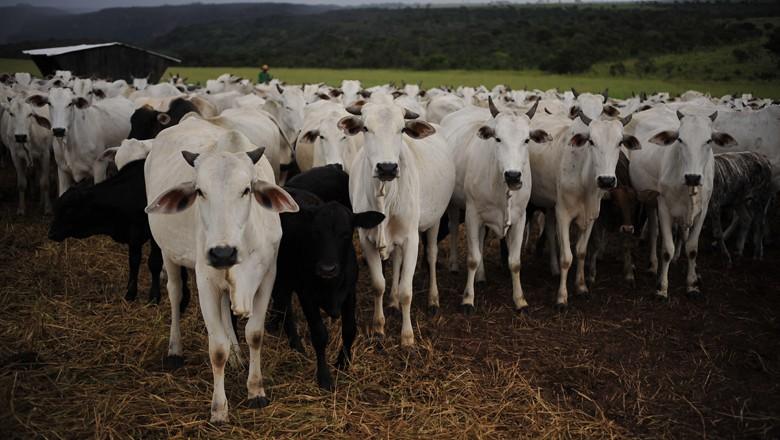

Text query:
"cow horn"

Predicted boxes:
[[602, 88, 609, 103], [620, 114, 632, 126], [276, 83, 284, 94], [346, 100, 365, 116], [578, 110, 593, 126], [525, 100, 539, 120], [676, 110, 685, 120], [571, 88, 579, 98], [488, 96, 500, 118], [708, 111, 718, 122], [403, 108, 419, 119]]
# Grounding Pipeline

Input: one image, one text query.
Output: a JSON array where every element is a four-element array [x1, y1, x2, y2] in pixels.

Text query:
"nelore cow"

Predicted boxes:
[[708, 151, 772, 265], [295, 100, 363, 173], [38, 88, 133, 194], [1, 94, 54, 214], [341, 101, 455, 346], [442, 98, 549, 312], [145, 115, 298, 422], [628, 108, 737, 299], [273, 184, 383, 390], [48, 159, 191, 309], [128, 97, 199, 140], [528, 109, 638, 308]]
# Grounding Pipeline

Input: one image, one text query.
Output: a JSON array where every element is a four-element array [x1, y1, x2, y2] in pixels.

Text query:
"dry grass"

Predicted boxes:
[[0, 172, 779, 439]]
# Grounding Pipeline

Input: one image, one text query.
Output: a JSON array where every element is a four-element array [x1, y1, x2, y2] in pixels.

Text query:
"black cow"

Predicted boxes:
[[48, 159, 190, 310], [272, 177, 383, 390], [284, 164, 352, 209], [128, 97, 198, 140]]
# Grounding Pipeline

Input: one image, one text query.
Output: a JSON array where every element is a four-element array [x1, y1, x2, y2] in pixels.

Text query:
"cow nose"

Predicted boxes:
[[684, 174, 702, 186], [14, 134, 27, 143], [52, 128, 66, 138], [504, 170, 522, 187], [207, 246, 238, 268], [316, 263, 339, 279], [375, 162, 399, 181], [597, 176, 617, 189]]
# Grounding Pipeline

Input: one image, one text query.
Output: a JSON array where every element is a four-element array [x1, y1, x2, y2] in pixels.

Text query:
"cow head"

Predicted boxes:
[[128, 98, 196, 141], [338, 102, 435, 182], [340, 80, 362, 106], [264, 84, 304, 143], [8, 95, 51, 147], [132, 77, 149, 91], [570, 112, 640, 190], [305, 202, 384, 317], [46, 87, 90, 138], [649, 111, 736, 187], [146, 132, 298, 274], [302, 111, 359, 170], [477, 99, 550, 190]]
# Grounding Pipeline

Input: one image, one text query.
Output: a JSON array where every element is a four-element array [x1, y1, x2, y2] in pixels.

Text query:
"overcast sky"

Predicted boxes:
[[3, 0, 636, 12]]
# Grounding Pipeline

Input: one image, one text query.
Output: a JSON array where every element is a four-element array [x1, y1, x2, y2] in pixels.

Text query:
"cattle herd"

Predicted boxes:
[[1, 70, 777, 423]]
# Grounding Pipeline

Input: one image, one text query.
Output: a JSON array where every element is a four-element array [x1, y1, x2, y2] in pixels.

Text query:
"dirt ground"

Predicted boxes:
[[0, 166, 778, 439]]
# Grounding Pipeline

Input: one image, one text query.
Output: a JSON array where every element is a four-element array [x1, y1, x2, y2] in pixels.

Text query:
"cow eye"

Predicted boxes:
[[8, 112, 13, 117], [242, 187, 250, 197], [319, 135, 325, 140], [588, 139, 594, 146], [524, 139, 530, 144], [705, 139, 713, 144], [495, 137, 502, 143], [362, 126, 369, 133], [196, 188, 205, 198]]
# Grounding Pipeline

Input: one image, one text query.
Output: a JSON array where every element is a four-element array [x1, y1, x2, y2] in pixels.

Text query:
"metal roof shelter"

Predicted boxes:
[[23, 42, 181, 83]]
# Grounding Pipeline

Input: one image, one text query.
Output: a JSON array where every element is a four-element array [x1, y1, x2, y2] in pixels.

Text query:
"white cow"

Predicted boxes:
[[100, 138, 155, 171], [295, 100, 362, 172], [426, 94, 466, 124], [129, 83, 183, 101], [43, 88, 134, 193], [145, 115, 298, 422], [340, 80, 363, 106], [132, 77, 148, 91], [1, 94, 53, 214], [443, 98, 550, 311], [340, 102, 455, 346], [262, 84, 304, 147], [529, 111, 639, 307], [628, 108, 736, 298]]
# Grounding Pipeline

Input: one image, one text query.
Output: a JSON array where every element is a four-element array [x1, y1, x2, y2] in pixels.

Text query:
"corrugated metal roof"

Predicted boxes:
[[23, 42, 181, 63]]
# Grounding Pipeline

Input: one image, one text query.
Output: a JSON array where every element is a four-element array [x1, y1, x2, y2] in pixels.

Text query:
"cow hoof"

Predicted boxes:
[[371, 335, 385, 351], [147, 294, 161, 305], [460, 304, 474, 315], [515, 306, 529, 315], [317, 374, 335, 392], [575, 291, 590, 300], [163, 355, 184, 370], [554, 303, 567, 312], [247, 396, 270, 409], [124, 290, 137, 302], [334, 354, 350, 371], [686, 289, 703, 300], [291, 340, 306, 354], [653, 292, 668, 302], [427, 305, 439, 317]]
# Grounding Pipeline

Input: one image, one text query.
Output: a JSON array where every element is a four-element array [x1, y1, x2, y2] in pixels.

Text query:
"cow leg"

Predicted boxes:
[[275, 284, 304, 353], [710, 204, 731, 266], [734, 204, 752, 260], [336, 285, 357, 370], [752, 199, 768, 260], [555, 210, 573, 308], [147, 239, 163, 304], [462, 205, 482, 313], [387, 249, 402, 312], [656, 202, 675, 299], [300, 295, 333, 390], [425, 224, 440, 314], [622, 234, 636, 287], [545, 208, 560, 276], [447, 204, 460, 273], [162, 256, 185, 369], [647, 206, 659, 274], [673, 226, 686, 262], [92, 156, 108, 184], [507, 214, 528, 311], [586, 222, 606, 287], [722, 209, 740, 242], [39, 147, 52, 215], [574, 220, 595, 297], [685, 209, 706, 297], [198, 281, 231, 423], [476, 227, 487, 283], [221, 293, 243, 368], [362, 235, 386, 338], [125, 238, 142, 301], [9, 149, 27, 215], [245, 265, 274, 410], [56, 167, 73, 196], [399, 232, 419, 347]]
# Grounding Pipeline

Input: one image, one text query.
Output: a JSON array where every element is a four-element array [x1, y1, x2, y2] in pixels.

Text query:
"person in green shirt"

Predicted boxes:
[[258, 64, 273, 84]]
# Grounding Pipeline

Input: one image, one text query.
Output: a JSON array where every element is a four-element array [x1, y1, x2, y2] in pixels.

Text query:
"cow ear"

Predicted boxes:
[[402, 108, 419, 119], [529, 129, 552, 143], [649, 130, 678, 146], [403, 120, 435, 139], [353, 211, 385, 229], [477, 125, 495, 140], [26, 95, 48, 107], [93, 89, 105, 99], [246, 147, 266, 164], [316, 93, 330, 100], [32, 114, 51, 130], [568, 106, 580, 119], [345, 100, 365, 115], [637, 189, 660, 203], [145, 181, 197, 214], [338, 116, 364, 136], [329, 88, 342, 97], [602, 105, 619, 117], [620, 135, 641, 150], [181, 150, 199, 167], [100, 147, 118, 162], [73, 97, 90, 109], [251, 180, 299, 213], [569, 133, 589, 147], [157, 112, 171, 126], [711, 132, 737, 148], [302, 129, 320, 143]]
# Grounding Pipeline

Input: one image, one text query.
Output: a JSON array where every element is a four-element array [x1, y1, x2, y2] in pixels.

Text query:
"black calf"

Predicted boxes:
[[128, 97, 198, 141]]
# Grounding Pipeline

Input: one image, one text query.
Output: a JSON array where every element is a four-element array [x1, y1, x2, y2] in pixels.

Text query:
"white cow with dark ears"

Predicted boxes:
[[341, 101, 455, 346], [442, 98, 551, 312], [145, 115, 298, 422]]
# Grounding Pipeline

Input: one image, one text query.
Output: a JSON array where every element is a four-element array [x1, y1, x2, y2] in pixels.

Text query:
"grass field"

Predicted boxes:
[[2, 57, 779, 99]]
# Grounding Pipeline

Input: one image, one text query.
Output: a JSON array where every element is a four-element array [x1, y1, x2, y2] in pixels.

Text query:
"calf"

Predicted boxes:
[[128, 97, 199, 140], [709, 152, 772, 265], [48, 159, 191, 308], [273, 187, 383, 390]]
